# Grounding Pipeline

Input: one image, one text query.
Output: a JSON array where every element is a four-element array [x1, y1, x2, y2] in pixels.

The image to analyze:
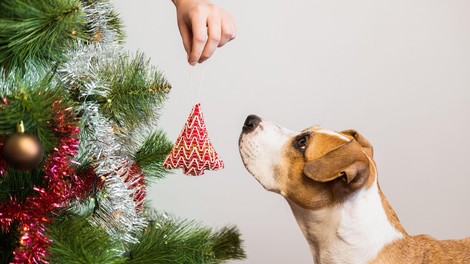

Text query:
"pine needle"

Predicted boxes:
[[98, 52, 171, 130], [46, 214, 126, 264], [134, 130, 173, 181], [126, 213, 246, 264], [0, 0, 89, 74]]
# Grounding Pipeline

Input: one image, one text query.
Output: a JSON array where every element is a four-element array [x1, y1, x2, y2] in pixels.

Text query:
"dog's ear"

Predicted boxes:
[[304, 141, 370, 186], [341, 129, 373, 158]]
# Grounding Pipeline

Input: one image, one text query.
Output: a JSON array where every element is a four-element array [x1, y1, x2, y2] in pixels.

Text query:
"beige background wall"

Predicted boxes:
[[114, 1, 470, 263]]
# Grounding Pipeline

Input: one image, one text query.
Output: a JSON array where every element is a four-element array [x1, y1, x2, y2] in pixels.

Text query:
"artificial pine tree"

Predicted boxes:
[[0, 0, 245, 263]]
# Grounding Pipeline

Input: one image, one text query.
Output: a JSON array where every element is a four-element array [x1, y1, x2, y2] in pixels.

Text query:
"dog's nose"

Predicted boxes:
[[243, 115, 261, 133]]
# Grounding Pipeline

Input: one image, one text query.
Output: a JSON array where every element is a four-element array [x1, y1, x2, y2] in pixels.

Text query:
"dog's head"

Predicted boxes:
[[239, 115, 376, 210]]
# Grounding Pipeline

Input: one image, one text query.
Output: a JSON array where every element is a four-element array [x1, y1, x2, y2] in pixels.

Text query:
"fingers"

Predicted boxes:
[[191, 11, 236, 64], [177, 2, 236, 65], [178, 21, 192, 56], [188, 9, 208, 65], [199, 12, 221, 63], [218, 15, 236, 48]]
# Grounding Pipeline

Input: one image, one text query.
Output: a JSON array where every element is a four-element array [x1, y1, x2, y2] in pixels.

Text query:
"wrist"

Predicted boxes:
[[172, 0, 208, 7], [171, 0, 187, 7]]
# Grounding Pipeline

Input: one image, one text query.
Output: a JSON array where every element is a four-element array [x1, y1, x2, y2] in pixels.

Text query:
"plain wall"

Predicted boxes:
[[114, 1, 470, 263]]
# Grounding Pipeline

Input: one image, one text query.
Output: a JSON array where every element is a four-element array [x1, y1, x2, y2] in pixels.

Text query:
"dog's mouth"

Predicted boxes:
[[239, 137, 278, 192], [238, 134, 257, 173], [239, 115, 262, 174]]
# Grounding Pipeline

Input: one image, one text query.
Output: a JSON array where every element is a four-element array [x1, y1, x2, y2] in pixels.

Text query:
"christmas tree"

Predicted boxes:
[[0, 0, 245, 263]]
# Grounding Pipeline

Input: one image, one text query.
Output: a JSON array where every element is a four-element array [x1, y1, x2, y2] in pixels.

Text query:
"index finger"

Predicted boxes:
[[178, 21, 192, 58]]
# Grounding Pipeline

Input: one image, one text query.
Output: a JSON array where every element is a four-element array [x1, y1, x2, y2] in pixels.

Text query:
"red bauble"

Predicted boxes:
[[163, 103, 224, 176]]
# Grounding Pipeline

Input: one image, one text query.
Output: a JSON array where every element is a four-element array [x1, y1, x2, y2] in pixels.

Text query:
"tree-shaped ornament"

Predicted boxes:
[[163, 103, 224, 176]]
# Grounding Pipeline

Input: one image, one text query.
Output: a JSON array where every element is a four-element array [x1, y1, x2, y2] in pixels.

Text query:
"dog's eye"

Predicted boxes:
[[298, 138, 307, 149], [295, 135, 309, 151]]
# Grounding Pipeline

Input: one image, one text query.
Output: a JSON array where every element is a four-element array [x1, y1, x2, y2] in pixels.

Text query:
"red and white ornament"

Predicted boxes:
[[163, 103, 224, 176]]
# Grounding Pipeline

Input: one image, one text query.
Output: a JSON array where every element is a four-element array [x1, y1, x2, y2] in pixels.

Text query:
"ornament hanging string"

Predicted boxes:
[[188, 63, 208, 103]]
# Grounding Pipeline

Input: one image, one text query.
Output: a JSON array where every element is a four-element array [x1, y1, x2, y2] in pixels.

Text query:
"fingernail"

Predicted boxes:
[[189, 60, 197, 66]]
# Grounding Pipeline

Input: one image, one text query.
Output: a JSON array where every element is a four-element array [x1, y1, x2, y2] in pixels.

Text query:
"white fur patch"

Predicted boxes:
[[335, 180, 403, 263], [315, 129, 351, 142], [239, 120, 297, 192], [288, 178, 403, 264]]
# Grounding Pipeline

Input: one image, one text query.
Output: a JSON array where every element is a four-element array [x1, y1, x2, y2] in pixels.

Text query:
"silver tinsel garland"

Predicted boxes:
[[58, 1, 155, 244], [79, 102, 147, 244], [60, 47, 148, 243]]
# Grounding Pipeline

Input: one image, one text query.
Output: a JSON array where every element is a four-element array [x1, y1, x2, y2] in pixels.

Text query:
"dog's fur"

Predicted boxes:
[[239, 115, 470, 264]]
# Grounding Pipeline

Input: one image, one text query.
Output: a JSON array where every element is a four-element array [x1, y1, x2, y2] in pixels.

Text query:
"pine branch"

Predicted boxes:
[[0, 0, 89, 74], [134, 130, 173, 181], [98, 52, 171, 130], [211, 226, 247, 262], [89, 0, 126, 43], [125, 213, 246, 264], [46, 214, 126, 264], [0, 71, 69, 153]]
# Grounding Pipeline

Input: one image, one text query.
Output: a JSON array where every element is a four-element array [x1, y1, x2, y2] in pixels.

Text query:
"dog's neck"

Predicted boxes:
[[287, 179, 406, 264]]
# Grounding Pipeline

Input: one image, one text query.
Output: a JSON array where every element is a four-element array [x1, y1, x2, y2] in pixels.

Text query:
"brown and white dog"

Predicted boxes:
[[238, 115, 470, 264]]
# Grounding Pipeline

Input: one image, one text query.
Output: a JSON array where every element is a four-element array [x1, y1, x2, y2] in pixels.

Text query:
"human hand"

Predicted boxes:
[[172, 0, 236, 65]]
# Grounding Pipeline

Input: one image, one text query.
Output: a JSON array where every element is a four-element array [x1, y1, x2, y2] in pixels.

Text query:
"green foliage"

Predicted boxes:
[[0, 71, 76, 202], [0, 0, 89, 74], [210, 226, 247, 262], [1, 1, 245, 263], [0, 221, 19, 264], [46, 214, 126, 264], [98, 52, 171, 130], [0, 168, 44, 203], [0, 71, 70, 153], [94, 0, 126, 43], [126, 214, 246, 264], [44, 212, 245, 264], [134, 130, 173, 181]]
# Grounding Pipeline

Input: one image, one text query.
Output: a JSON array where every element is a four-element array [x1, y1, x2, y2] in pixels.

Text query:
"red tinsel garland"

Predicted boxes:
[[0, 100, 95, 263], [123, 162, 146, 212]]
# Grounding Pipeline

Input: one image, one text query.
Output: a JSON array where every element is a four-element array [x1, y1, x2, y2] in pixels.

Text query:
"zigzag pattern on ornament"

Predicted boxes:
[[163, 103, 224, 176], [182, 127, 209, 143]]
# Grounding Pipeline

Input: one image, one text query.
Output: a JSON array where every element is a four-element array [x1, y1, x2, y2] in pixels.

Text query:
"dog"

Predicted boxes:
[[239, 115, 470, 264]]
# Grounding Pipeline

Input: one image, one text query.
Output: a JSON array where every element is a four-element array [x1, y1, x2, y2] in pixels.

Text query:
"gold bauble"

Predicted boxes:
[[2, 122, 44, 170]]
